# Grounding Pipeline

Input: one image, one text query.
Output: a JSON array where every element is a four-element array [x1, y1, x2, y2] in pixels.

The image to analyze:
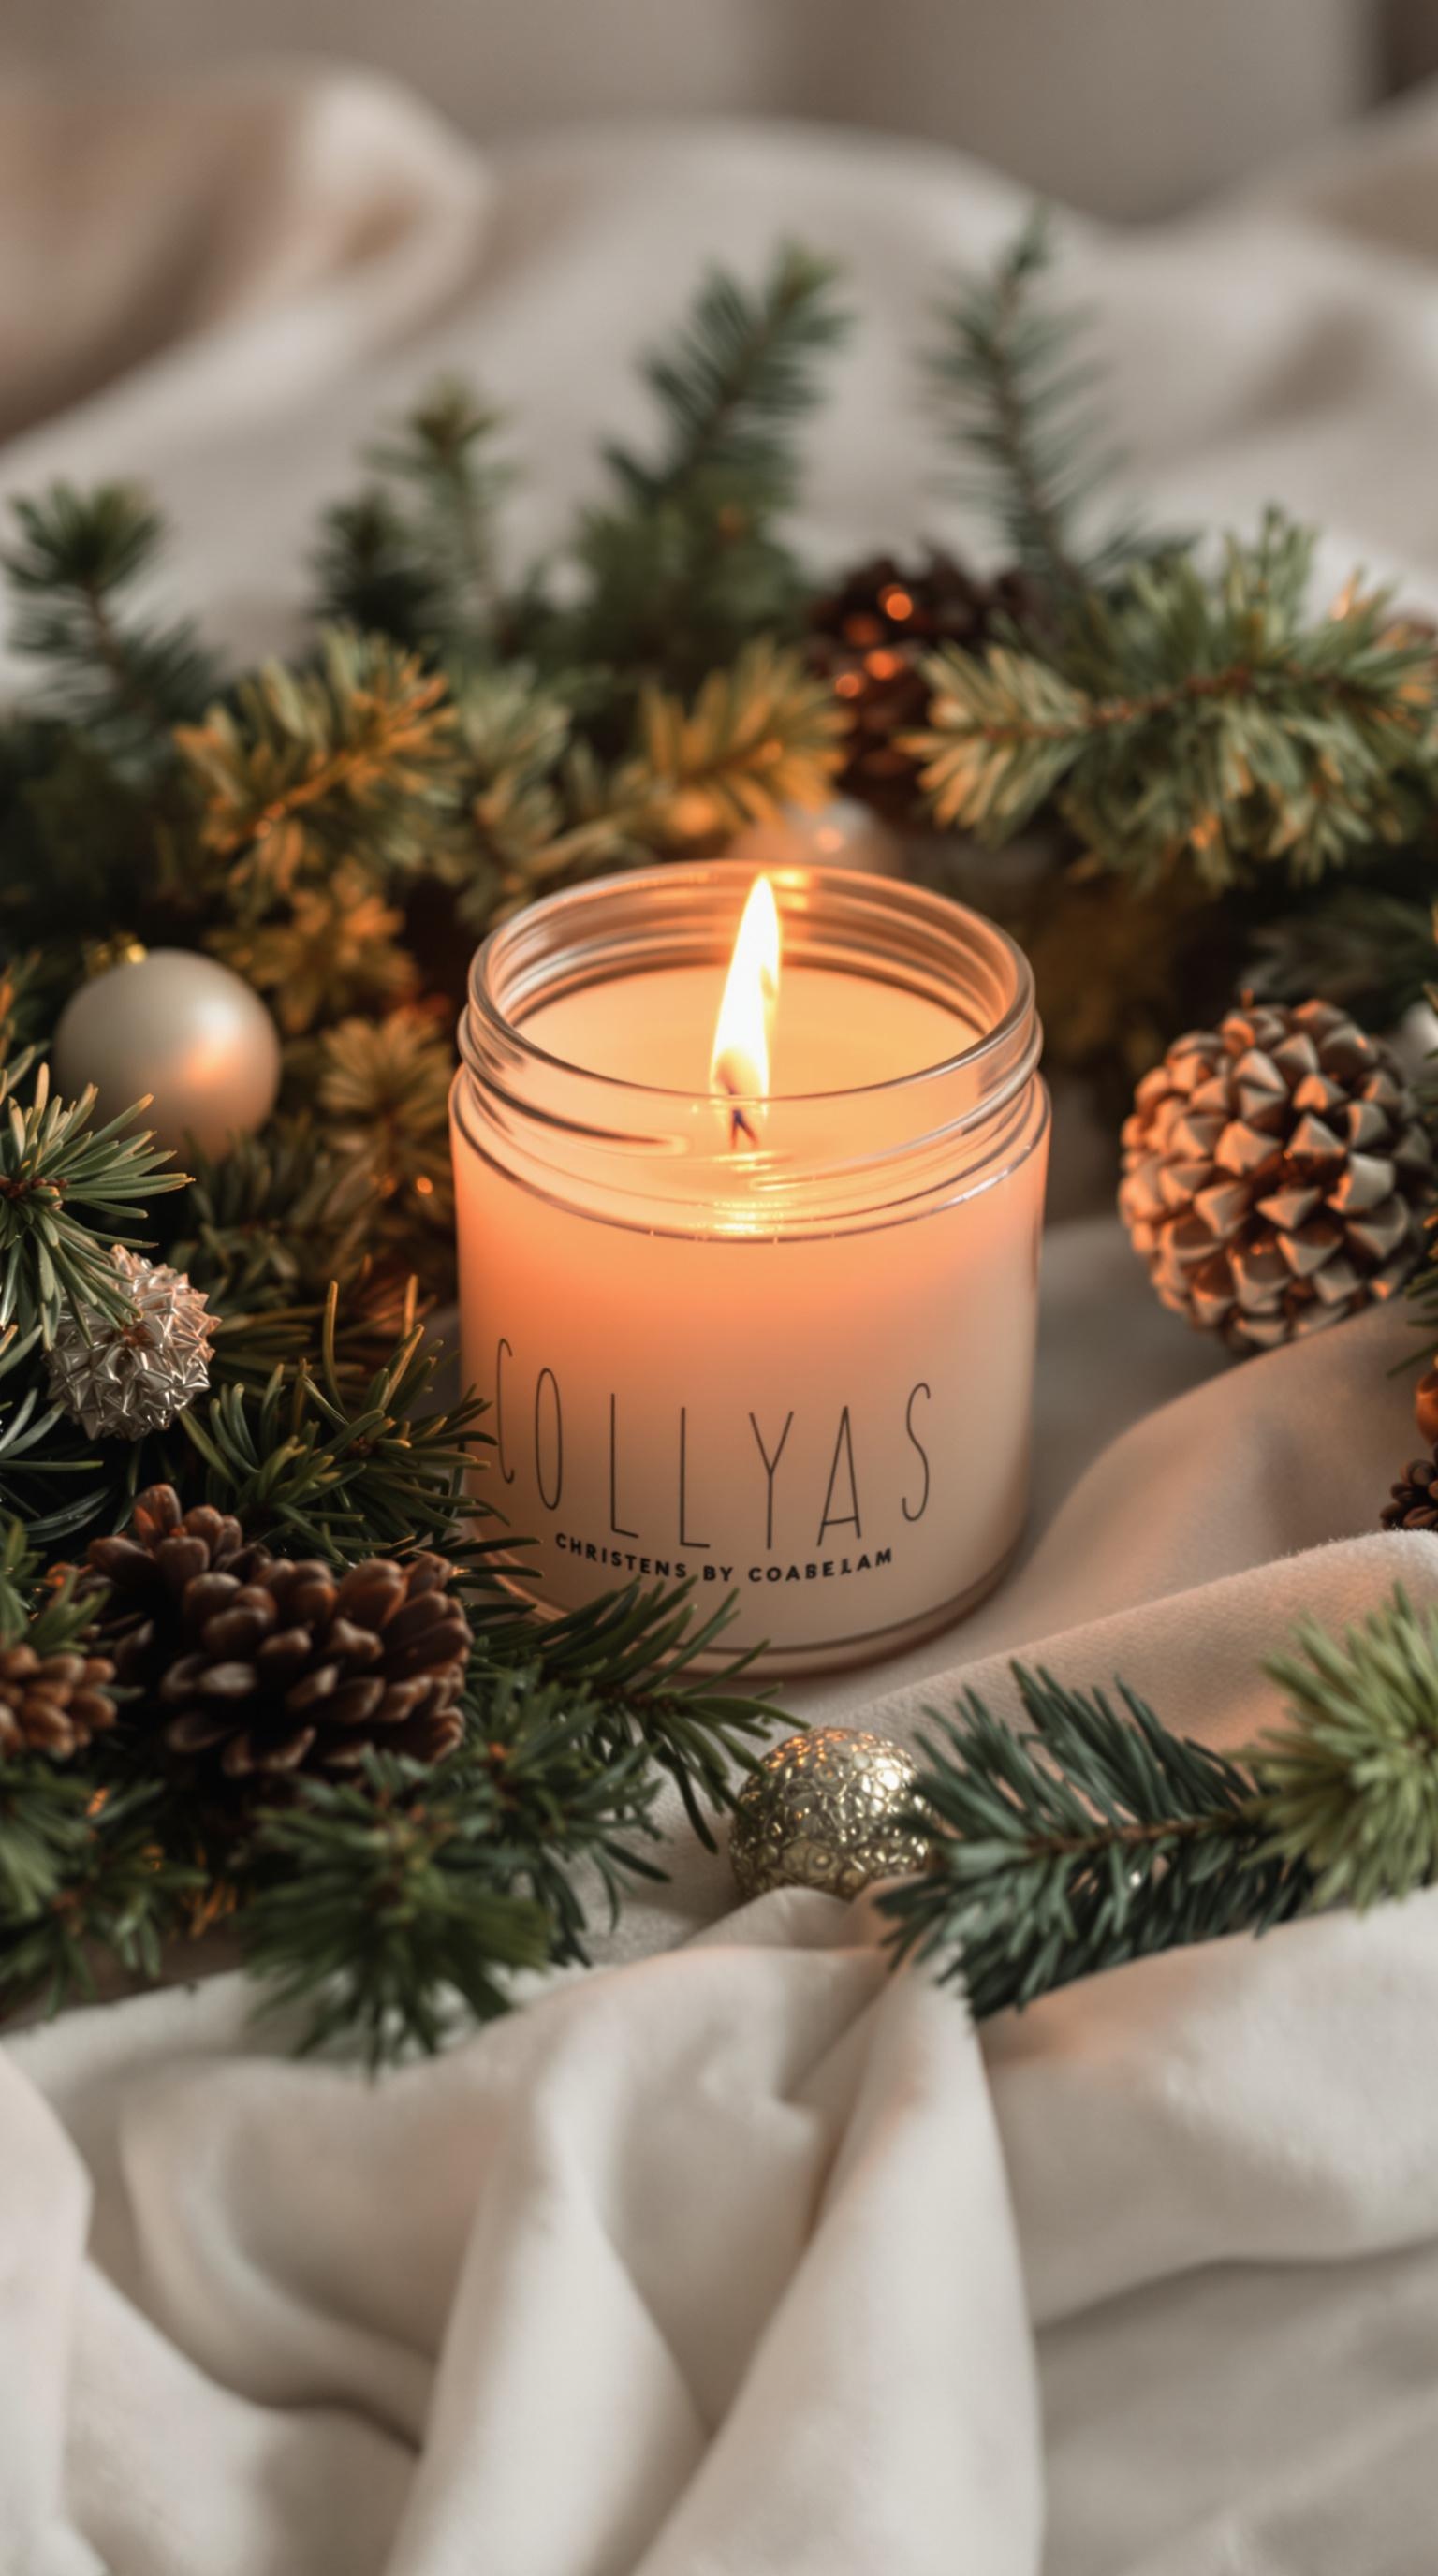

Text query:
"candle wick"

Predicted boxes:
[[713, 1058, 760, 1149], [716, 1066, 762, 1149]]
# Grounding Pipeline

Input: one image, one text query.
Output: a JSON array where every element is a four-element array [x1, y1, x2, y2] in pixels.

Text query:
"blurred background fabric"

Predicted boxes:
[[0, 0, 1430, 222]]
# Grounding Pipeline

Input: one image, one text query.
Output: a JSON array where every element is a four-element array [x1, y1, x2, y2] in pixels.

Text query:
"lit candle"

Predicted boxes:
[[450, 864, 1048, 1676]]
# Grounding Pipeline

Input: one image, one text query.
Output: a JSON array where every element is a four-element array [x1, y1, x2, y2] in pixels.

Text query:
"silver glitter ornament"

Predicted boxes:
[[1119, 999, 1431, 1354], [729, 1725, 931, 1902], [47, 1247, 217, 1441]]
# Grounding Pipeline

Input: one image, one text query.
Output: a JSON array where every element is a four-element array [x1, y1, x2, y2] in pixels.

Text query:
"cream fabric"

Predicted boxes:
[[6, 65, 1438, 2575]]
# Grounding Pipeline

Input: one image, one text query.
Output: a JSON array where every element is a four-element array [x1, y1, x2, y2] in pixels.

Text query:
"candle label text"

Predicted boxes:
[[488, 1337, 944, 1601]]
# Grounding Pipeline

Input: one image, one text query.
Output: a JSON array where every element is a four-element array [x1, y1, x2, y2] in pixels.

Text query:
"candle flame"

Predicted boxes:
[[711, 873, 781, 1148]]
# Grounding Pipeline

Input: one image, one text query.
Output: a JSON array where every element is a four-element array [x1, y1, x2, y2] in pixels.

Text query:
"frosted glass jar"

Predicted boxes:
[[450, 863, 1048, 1676]]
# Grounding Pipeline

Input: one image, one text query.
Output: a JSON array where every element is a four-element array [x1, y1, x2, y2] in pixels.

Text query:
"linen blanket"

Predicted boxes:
[[7, 63, 1438, 2574]]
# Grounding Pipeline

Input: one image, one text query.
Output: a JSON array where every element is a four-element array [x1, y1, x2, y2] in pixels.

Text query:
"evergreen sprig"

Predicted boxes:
[[168, 1121, 373, 1322], [238, 1756, 555, 2063], [2, 482, 219, 750], [240, 1685, 665, 2063], [562, 243, 849, 683], [180, 1286, 489, 1556], [621, 636, 845, 841], [176, 626, 456, 900], [609, 242, 847, 512], [926, 206, 1138, 595], [1248, 886, 1438, 1025], [0, 1059, 187, 1344], [882, 1587, 1438, 2018], [315, 1011, 454, 1253], [911, 514, 1438, 886], [0, 1764, 200, 2014], [210, 865, 418, 1034], [0, 1515, 202, 2007], [1255, 1590, 1438, 1908], [315, 379, 513, 651], [0, 1326, 104, 1542], [882, 1663, 1308, 2015], [447, 640, 844, 923], [495, 1578, 781, 1846]]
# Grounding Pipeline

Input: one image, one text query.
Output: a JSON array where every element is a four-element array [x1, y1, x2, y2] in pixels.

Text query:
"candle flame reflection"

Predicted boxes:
[[711, 873, 781, 1148]]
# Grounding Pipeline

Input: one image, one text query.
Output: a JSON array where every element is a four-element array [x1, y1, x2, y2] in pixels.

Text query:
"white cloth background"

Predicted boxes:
[[6, 65, 1438, 2575]]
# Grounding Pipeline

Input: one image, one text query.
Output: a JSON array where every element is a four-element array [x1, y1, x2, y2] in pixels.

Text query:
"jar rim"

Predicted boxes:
[[465, 859, 1036, 1110]]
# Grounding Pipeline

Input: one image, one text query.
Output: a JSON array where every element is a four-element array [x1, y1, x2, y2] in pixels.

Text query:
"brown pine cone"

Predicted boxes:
[[0, 1641, 116, 1760], [1382, 1452, 1438, 1531], [805, 549, 1042, 813], [1119, 1000, 1433, 1354], [82, 1485, 472, 1789]]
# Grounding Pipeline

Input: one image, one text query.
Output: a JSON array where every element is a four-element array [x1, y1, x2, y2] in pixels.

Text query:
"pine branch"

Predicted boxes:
[[926, 208, 1138, 598], [881, 1587, 1438, 2019], [179, 1288, 490, 1557], [314, 380, 514, 651], [445, 643, 845, 928], [315, 1010, 454, 1254], [489, 1579, 784, 1846], [175, 627, 456, 901], [909, 515, 1438, 886], [617, 636, 845, 842], [609, 242, 848, 513], [312, 495, 448, 650], [1247, 886, 1438, 1024], [238, 1758, 553, 2063], [239, 1688, 664, 2063], [1255, 1588, 1438, 1909], [0, 1059, 188, 1345], [469, 1672, 668, 1950], [2, 483, 218, 748], [881, 1664, 1307, 2016], [0, 1326, 107, 1543], [208, 866, 418, 1035], [0, 1766, 199, 2018], [0, 723, 169, 965], [447, 663, 607, 927], [373, 380, 513, 620], [561, 245, 848, 686], [0, 1515, 97, 1652], [0, 1523, 201, 2013], [165, 1121, 374, 1320]]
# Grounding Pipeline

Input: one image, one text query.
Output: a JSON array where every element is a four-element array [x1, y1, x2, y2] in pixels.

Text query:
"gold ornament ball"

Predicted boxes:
[[729, 1725, 930, 1902], [52, 947, 282, 1160]]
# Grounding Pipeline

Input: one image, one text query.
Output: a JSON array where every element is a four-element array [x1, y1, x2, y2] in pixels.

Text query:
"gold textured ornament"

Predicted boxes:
[[1119, 1000, 1431, 1354], [728, 1725, 930, 1901]]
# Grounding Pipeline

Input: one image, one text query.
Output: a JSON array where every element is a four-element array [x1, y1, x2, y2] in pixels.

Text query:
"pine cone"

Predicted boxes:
[[805, 549, 1042, 813], [82, 1485, 472, 1789], [1382, 1452, 1438, 1531], [0, 1641, 116, 1760], [1119, 1000, 1432, 1353]]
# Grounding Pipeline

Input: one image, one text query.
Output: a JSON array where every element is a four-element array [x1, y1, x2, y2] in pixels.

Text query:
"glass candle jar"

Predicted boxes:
[[450, 863, 1048, 1676]]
